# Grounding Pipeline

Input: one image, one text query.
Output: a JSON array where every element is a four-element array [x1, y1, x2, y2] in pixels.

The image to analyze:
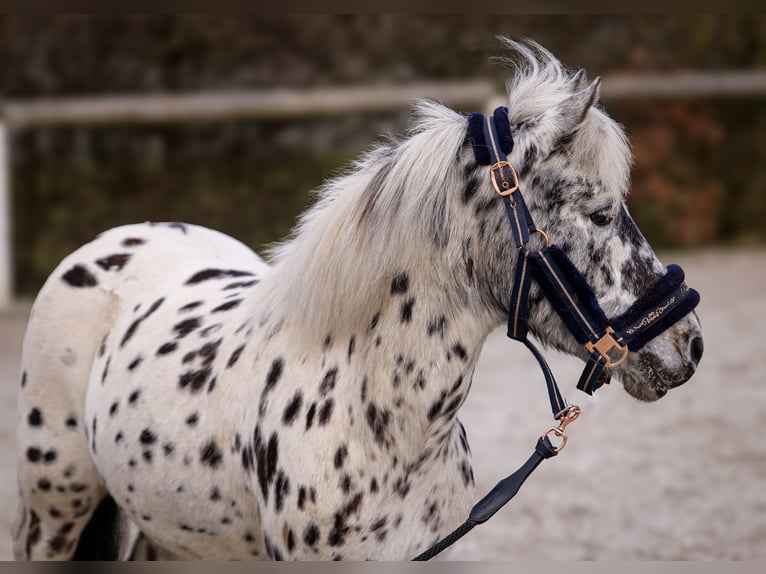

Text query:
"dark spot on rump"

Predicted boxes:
[[101, 356, 111, 384], [26, 447, 42, 463], [127, 356, 143, 372], [185, 269, 254, 285], [122, 237, 146, 247], [286, 528, 296, 552], [303, 523, 319, 546], [347, 336, 356, 362], [185, 412, 199, 427], [179, 301, 203, 313], [139, 429, 157, 445], [179, 368, 212, 393], [334, 444, 348, 469], [305, 403, 317, 430], [370, 312, 380, 330], [157, 342, 178, 355], [109, 402, 119, 417], [319, 366, 339, 396], [28, 408, 43, 427], [318, 399, 334, 426], [282, 392, 303, 426], [223, 279, 259, 290], [365, 403, 392, 449], [95, 253, 131, 272], [173, 317, 202, 339], [274, 470, 290, 513], [227, 344, 246, 368], [121, 297, 165, 347], [266, 358, 284, 391], [297, 486, 307, 510], [128, 389, 141, 405], [212, 299, 242, 313], [62, 265, 97, 288]]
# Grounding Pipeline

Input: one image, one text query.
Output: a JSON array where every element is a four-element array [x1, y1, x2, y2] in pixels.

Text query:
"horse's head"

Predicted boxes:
[[476, 40, 703, 401]]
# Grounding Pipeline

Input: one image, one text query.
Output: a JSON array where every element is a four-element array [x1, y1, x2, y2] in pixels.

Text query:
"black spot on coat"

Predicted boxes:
[[282, 392, 303, 426], [391, 272, 409, 294], [185, 269, 254, 285], [28, 408, 43, 427], [62, 265, 97, 288], [200, 440, 223, 469], [400, 298, 415, 323], [95, 253, 131, 272]]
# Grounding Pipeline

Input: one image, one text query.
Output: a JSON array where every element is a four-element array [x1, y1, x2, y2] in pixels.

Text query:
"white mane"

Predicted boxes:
[[261, 100, 468, 343]]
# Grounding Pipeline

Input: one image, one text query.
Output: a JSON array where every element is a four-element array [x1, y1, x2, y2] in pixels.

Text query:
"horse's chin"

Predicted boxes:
[[618, 371, 668, 402], [617, 352, 693, 402]]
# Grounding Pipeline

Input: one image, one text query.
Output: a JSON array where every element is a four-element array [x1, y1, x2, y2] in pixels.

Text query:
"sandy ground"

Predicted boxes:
[[0, 248, 764, 560]]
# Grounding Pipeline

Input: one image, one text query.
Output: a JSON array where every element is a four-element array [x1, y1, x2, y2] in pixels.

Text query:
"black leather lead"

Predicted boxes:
[[412, 436, 559, 561]]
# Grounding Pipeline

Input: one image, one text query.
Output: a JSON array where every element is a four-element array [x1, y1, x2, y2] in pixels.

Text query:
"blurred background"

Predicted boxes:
[[2, 15, 766, 297], [0, 15, 765, 560]]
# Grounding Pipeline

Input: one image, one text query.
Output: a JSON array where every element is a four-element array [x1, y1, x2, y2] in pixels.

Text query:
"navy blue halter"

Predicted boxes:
[[467, 107, 701, 416]]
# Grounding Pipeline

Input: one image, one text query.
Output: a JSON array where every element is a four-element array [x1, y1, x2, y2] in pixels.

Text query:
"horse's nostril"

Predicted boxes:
[[689, 336, 704, 366]]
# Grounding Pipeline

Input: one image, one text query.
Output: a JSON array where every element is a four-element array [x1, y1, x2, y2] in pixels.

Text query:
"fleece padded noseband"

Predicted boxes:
[[469, 107, 701, 414]]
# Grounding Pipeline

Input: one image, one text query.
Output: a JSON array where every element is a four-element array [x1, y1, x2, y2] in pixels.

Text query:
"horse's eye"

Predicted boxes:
[[589, 209, 615, 227]]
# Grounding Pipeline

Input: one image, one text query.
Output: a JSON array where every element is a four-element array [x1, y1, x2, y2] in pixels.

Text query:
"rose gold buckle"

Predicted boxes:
[[542, 405, 581, 453], [490, 161, 519, 196], [585, 327, 629, 367]]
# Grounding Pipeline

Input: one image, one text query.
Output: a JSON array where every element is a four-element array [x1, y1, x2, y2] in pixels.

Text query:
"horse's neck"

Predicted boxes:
[[339, 279, 494, 464]]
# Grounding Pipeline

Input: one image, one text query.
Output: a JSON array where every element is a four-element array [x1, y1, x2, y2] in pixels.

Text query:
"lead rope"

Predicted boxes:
[[411, 409, 580, 561]]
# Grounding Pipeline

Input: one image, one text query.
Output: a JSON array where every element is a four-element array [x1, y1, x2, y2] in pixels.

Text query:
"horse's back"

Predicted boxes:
[[14, 222, 269, 559]]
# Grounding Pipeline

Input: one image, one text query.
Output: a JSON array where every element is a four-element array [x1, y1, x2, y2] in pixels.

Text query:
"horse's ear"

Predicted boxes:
[[571, 69, 589, 92], [553, 76, 601, 136]]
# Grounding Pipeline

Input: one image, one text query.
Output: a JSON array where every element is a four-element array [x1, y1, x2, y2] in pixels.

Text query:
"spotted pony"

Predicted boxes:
[[13, 39, 703, 560]]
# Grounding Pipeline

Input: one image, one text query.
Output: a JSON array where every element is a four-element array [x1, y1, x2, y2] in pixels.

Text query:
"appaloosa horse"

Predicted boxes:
[[13, 39, 703, 560]]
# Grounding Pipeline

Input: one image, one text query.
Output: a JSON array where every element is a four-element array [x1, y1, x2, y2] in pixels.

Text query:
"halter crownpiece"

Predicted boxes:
[[468, 107, 701, 408]]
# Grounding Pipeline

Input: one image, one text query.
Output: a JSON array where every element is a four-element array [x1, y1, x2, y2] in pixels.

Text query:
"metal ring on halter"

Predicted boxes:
[[520, 228, 550, 251]]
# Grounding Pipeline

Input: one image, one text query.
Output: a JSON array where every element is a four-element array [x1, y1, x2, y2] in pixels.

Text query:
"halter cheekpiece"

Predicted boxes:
[[412, 107, 701, 561]]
